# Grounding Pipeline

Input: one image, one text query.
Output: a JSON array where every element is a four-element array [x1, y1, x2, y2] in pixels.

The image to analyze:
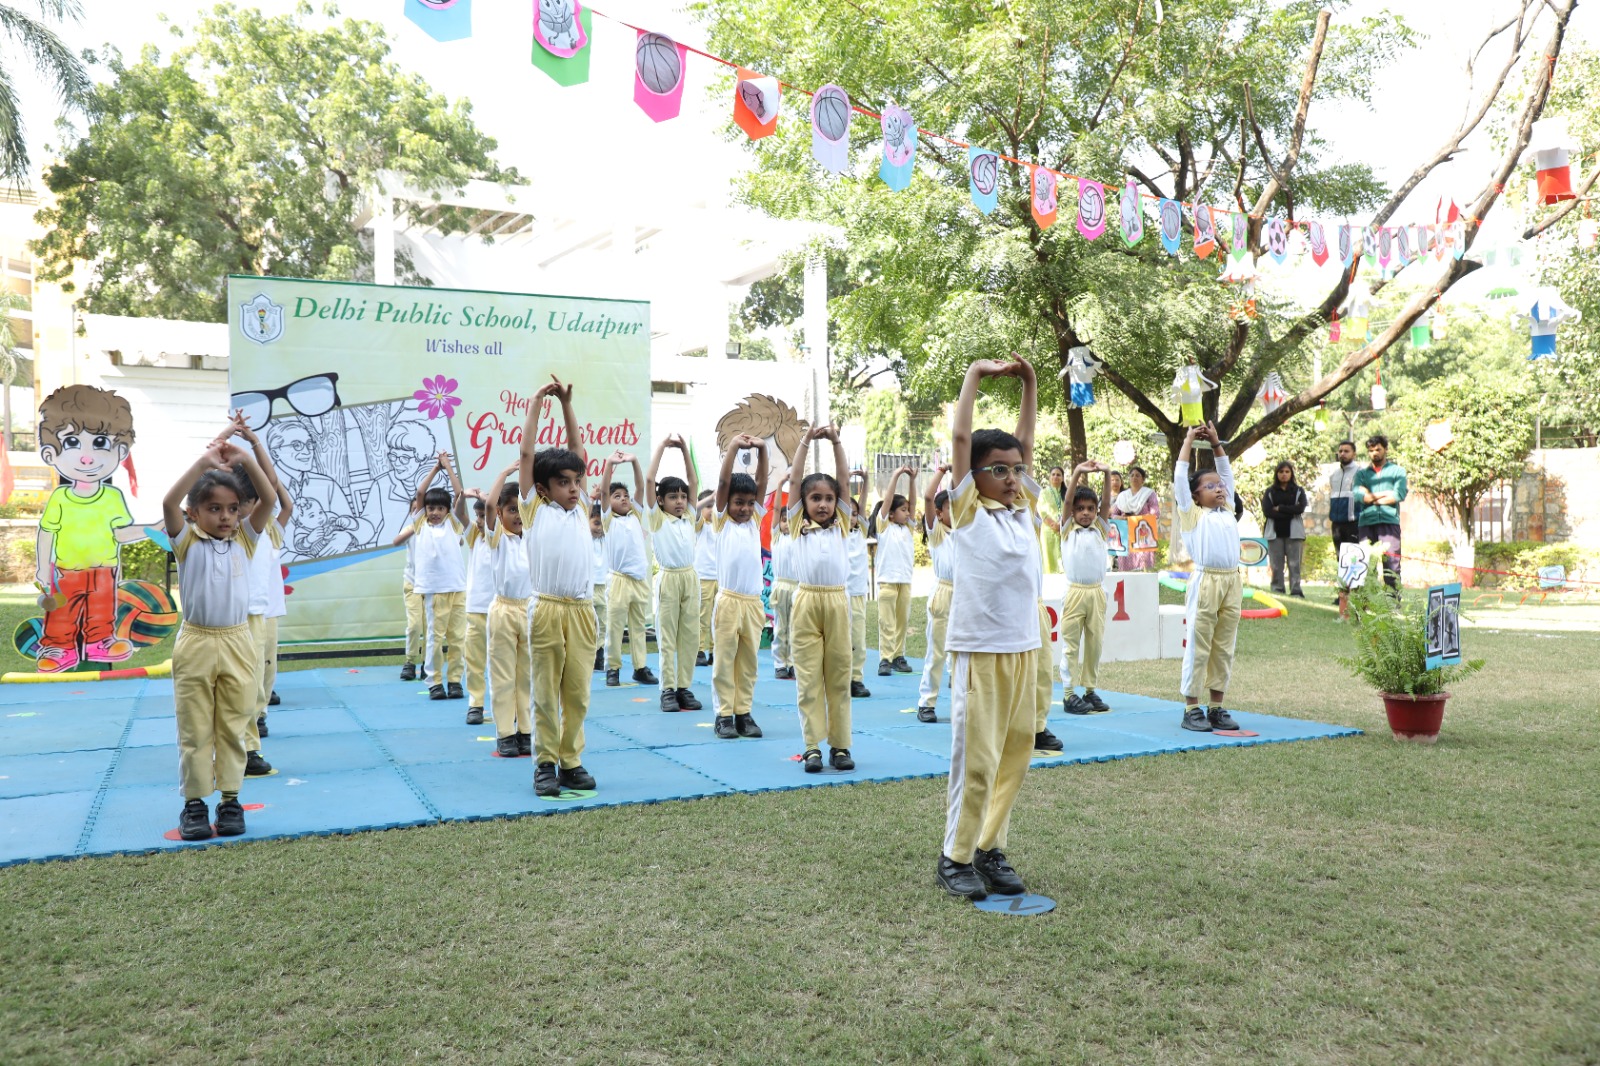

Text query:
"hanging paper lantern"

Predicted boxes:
[[1170, 364, 1217, 426], [633, 31, 688, 122], [879, 104, 916, 190], [407, 0, 471, 41], [1342, 280, 1372, 341], [810, 84, 852, 173], [1530, 117, 1576, 204], [1308, 221, 1329, 266], [1076, 179, 1108, 241], [1371, 383, 1388, 411], [1410, 313, 1432, 350], [1328, 309, 1342, 343], [1313, 404, 1328, 433], [1432, 307, 1449, 340], [1064, 345, 1101, 407], [1119, 181, 1144, 247], [1193, 204, 1217, 259], [968, 147, 1000, 215], [1518, 287, 1582, 360], [1258, 372, 1288, 413], [1157, 199, 1182, 255], [1030, 166, 1058, 230], [734, 69, 781, 141], [531, 0, 590, 85]]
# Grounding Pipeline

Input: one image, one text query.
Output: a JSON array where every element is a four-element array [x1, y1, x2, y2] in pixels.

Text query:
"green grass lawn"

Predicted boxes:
[[3, 586, 1598, 1064]]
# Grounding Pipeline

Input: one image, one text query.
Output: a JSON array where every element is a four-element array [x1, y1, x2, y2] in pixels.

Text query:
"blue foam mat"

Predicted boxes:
[[0, 650, 1360, 866]]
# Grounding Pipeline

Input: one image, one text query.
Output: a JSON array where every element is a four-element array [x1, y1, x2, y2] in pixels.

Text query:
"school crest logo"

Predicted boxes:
[[239, 293, 285, 346]]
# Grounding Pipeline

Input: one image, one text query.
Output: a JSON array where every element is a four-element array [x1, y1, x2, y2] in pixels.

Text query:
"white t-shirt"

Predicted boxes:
[[403, 534, 417, 588], [713, 504, 765, 598], [786, 500, 852, 587], [847, 525, 870, 596], [770, 525, 796, 582], [695, 519, 718, 580], [591, 536, 607, 585], [927, 521, 955, 583], [518, 492, 593, 600], [944, 473, 1043, 654], [1175, 457, 1240, 570], [1062, 520, 1110, 585], [174, 520, 260, 630], [246, 519, 288, 619], [411, 516, 468, 595], [875, 522, 915, 584], [603, 509, 649, 581], [648, 505, 698, 570], [465, 523, 496, 613], [489, 526, 532, 601]]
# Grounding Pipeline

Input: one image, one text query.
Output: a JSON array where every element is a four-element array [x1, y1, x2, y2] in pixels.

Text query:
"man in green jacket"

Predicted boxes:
[[1352, 433, 1407, 590]]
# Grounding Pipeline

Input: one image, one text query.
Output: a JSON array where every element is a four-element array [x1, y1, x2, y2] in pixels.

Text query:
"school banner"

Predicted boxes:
[[227, 276, 649, 642]]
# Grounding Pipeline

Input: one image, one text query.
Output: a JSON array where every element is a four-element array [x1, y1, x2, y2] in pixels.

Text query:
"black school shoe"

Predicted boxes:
[[936, 855, 988, 900], [605, 669, 620, 687], [516, 732, 532, 757], [803, 748, 823, 773], [877, 660, 893, 677], [973, 848, 1025, 895], [178, 799, 212, 841], [829, 748, 855, 771], [256, 715, 268, 738], [1033, 729, 1063, 752], [1063, 694, 1090, 715], [676, 688, 702, 710], [400, 663, 417, 682], [660, 689, 681, 713], [214, 798, 247, 837], [774, 666, 796, 680], [1207, 706, 1240, 731], [917, 705, 937, 723], [429, 684, 446, 701], [1181, 706, 1213, 732], [1081, 690, 1110, 713], [245, 750, 273, 777], [632, 667, 659, 685], [892, 656, 913, 673], [534, 762, 561, 796], [466, 706, 484, 725], [558, 765, 596, 791], [496, 736, 519, 758], [851, 680, 872, 698], [594, 648, 605, 672], [447, 682, 464, 700], [695, 650, 710, 667], [714, 716, 738, 739], [734, 713, 763, 738], [269, 690, 280, 707]]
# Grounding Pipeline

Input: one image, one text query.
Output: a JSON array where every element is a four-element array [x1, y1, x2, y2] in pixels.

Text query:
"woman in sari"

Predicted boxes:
[[1039, 465, 1065, 573], [1111, 465, 1160, 572]]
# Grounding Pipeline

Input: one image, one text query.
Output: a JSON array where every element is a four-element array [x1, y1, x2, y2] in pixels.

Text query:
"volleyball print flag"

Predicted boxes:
[[811, 85, 852, 174], [531, 0, 591, 85], [969, 147, 1000, 215], [633, 31, 688, 122], [1030, 165, 1058, 229], [405, 0, 470, 40], [1076, 179, 1108, 240]]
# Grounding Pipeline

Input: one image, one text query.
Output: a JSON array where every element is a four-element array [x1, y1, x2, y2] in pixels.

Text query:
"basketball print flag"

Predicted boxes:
[[633, 30, 687, 122], [811, 84, 851, 174], [879, 104, 916, 190], [1030, 165, 1058, 229], [1119, 180, 1144, 247], [733, 68, 781, 140], [531, 0, 590, 85], [969, 147, 1000, 215], [1157, 199, 1182, 255], [1230, 211, 1248, 260], [1192, 204, 1216, 258], [1338, 223, 1354, 267], [1076, 179, 1107, 241], [405, 0, 470, 40]]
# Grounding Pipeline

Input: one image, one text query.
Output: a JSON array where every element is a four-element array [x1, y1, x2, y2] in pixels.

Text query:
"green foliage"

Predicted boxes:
[[697, 0, 1409, 458], [0, 1, 91, 182], [1337, 587, 1484, 696], [862, 390, 937, 459], [1412, 539, 1597, 590], [31, 1, 513, 322], [1396, 374, 1536, 536], [1302, 533, 1335, 584], [119, 538, 169, 584], [1231, 412, 1328, 516]]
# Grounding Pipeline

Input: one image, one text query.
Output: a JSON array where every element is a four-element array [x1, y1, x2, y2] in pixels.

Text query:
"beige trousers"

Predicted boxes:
[[791, 585, 852, 751], [173, 621, 256, 799]]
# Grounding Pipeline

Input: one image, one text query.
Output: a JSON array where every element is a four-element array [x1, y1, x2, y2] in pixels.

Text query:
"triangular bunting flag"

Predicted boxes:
[[1193, 204, 1216, 259], [969, 147, 1000, 215], [1030, 166, 1058, 230], [1119, 181, 1144, 247], [1157, 199, 1182, 255], [633, 31, 688, 122], [879, 104, 916, 190], [1076, 179, 1107, 240], [810, 85, 851, 174], [406, 0, 471, 41], [734, 68, 781, 141], [531, 0, 590, 86], [1308, 221, 1329, 265]]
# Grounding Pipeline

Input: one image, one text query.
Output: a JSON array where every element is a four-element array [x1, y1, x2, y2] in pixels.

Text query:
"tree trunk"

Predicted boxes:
[[1066, 404, 1086, 468]]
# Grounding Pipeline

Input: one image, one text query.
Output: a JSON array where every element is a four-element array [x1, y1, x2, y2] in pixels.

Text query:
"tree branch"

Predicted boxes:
[[1522, 163, 1600, 240], [1250, 8, 1330, 217]]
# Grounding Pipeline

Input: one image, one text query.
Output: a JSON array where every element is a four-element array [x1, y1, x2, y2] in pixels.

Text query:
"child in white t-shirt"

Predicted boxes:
[[1175, 423, 1243, 733], [711, 435, 770, 739], [873, 465, 917, 675], [393, 451, 469, 703], [916, 464, 955, 723], [695, 491, 718, 668], [1058, 460, 1115, 719], [645, 435, 702, 712], [485, 460, 533, 758], [845, 472, 871, 699], [462, 493, 495, 725], [600, 451, 658, 688]]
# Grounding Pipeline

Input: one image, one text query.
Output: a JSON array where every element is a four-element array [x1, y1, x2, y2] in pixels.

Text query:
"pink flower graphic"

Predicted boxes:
[[414, 375, 461, 420]]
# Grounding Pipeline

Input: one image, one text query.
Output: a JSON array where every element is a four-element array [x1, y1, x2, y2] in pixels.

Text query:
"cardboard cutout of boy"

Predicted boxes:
[[34, 385, 144, 672]]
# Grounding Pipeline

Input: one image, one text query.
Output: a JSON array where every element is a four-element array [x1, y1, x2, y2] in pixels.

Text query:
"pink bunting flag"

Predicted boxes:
[[1307, 221, 1329, 265], [633, 31, 687, 122], [1076, 179, 1107, 241]]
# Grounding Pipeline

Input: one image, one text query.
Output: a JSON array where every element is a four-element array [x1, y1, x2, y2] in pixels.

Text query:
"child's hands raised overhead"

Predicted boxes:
[[545, 375, 574, 404]]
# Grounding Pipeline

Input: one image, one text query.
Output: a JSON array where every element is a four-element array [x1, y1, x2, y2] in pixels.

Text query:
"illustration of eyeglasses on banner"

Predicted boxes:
[[230, 373, 342, 430]]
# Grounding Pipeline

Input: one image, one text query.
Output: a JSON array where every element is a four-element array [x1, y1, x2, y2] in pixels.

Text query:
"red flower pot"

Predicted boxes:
[[1380, 691, 1450, 744]]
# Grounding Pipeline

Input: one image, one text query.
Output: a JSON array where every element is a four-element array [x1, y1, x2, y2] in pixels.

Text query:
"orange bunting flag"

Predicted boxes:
[[1030, 166, 1059, 230], [733, 68, 781, 141]]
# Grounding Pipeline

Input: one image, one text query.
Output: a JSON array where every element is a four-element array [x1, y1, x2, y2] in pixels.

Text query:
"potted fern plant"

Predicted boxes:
[[1338, 588, 1484, 743]]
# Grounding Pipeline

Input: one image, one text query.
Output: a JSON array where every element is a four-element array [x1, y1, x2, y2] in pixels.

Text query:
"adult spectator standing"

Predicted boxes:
[[1260, 461, 1308, 597], [1353, 434, 1407, 590], [1328, 441, 1361, 598]]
